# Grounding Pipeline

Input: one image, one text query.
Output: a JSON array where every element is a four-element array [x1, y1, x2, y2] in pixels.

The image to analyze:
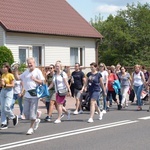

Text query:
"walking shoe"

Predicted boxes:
[[0, 124, 8, 130], [78, 110, 83, 114], [106, 106, 109, 112], [34, 119, 41, 130], [26, 128, 34, 135], [118, 104, 122, 110], [73, 110, 78, 115], [54, 119, 61, 124], [60, 114, 64, 119], [87, 118, 94, 123], [13, 115, 18, 126], [99, 112, 103, 120], [102, 110, 106, 114], [67, 110, 71, 120], [45, 116, 51, 122], [18, 115, 25, 120], [95, 111, 98, 114]]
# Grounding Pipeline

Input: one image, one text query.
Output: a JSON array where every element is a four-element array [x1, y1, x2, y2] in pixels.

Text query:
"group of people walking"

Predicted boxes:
[[0, 58, 150, 135]]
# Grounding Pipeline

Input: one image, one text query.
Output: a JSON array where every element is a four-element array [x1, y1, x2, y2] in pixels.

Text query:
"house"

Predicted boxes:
[[0, 0, 103, 68]]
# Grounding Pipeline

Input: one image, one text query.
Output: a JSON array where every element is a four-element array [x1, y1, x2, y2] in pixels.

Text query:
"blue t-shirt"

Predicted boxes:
[[87, 72, 102, 92]]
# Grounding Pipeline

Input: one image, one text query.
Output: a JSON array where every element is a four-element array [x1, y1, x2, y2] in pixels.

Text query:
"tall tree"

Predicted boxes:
[[91, 3, 150, 66]]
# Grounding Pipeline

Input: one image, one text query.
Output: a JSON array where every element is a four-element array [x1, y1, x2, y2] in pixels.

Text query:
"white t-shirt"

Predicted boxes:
[[20, 68, 45, 98], [99, 70, 108, 84], [53, 71, 68, 93], [13, 80, 22, 94], [133, 71, 144, 86]]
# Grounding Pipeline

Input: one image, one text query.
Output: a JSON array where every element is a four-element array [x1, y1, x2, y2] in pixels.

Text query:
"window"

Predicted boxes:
[[70, 47, 84, 66], [19, 47, 28, 64], [33, 46, 42, 66]]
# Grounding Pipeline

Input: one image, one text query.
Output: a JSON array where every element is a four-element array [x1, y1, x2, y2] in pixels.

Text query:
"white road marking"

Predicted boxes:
[[138, 116, 150, 120], [0, 120, 138, 150]]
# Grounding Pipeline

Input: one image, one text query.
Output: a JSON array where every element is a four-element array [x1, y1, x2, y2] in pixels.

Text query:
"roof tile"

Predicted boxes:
[[0, 0, 102, 38]]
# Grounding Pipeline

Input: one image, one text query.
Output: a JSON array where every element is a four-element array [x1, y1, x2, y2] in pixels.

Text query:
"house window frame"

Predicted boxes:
[[70, 47, 85, 67], [32, 45, 44, 66], [18, 46, 29, 64]]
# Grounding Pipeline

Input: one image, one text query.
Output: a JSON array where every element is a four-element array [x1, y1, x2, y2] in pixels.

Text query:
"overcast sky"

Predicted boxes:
[[67, 0, 150, 21]]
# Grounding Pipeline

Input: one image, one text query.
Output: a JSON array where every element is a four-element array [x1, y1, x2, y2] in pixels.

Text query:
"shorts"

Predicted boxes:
[[56, 93, 65, 104], [74, 88, 81, 99], [89, 91, 100, 101], [45, 90, 56, 102], [23, 97, 39, 120]]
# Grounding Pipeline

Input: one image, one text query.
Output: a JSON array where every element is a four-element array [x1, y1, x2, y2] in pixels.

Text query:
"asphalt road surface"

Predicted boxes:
[[0, 102, 150, 150]]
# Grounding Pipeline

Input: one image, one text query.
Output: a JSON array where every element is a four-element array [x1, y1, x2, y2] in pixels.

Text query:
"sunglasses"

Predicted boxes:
[[45, 67, 53, 70]]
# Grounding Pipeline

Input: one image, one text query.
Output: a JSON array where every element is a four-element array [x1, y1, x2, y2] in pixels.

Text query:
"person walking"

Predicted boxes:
[[0, 62, 18, 130], [119, 66, 132, 107], [106, 66, 120, 111], [11, 77, 24, 119], [48, 61, 71, 124], [14, 57, 45, 135], [131, 64, 146, 110], [71, 63, 86, 115], [44, 64, 57, 122], [99, 63, 108, 113], [82, 62, 106, 123]]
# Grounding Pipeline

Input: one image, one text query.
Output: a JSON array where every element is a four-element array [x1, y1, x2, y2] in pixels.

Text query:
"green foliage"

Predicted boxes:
[[0, 46, 14, 68], [18, 63, 27, 73], [91, 2, 150, 66]]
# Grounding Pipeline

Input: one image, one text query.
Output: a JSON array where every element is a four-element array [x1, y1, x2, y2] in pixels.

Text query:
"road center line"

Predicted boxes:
[[0, 120, 138, 150]]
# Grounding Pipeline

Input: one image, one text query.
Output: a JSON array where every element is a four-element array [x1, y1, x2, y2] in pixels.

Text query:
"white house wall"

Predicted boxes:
[[5, 32, 96, 67]]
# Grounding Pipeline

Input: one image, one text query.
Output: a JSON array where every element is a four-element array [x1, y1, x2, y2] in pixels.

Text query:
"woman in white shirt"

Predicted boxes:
[[99, 63, 108, 113], [131, 64, 146, 110], [12, 79, 24, 119], [49, 61, 71, 124]]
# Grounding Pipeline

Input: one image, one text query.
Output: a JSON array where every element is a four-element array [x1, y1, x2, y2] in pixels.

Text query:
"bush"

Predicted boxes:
[[0, 46, 14, 68]]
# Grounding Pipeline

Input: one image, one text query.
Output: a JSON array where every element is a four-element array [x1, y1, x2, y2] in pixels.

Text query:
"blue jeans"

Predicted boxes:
[[11, 94, 24, 115], [0, 88, 15, 125], [134, 84, 143, 107]]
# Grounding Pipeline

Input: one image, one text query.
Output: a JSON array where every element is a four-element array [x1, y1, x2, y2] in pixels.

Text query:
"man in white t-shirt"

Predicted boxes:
[[14, 57, 45, 135]]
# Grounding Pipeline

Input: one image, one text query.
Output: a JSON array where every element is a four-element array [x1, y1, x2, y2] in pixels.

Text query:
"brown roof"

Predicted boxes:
[[0, 0, 102, 39]]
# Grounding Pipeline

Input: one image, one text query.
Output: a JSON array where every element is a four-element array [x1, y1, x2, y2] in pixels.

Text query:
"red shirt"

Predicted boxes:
[[108, 73, 118, 91]]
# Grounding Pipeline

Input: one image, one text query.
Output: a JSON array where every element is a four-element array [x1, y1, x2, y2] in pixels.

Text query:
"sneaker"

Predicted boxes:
[[26, 128, 34, 135], [0, 124, 8, 130], [87, 118, 94, 123], [67, 110, 71, 120], [54, 119, 61, 124], [102, 110, 106, 114], [95, 111, 98, 114], [73, 110, 78, 115], [78, 110, 83, 114], [13, 115, 18, 126], [118, 104, 122, 110], [106, 106, 109, 112], [45, 116, 51, 122], [18, 115, 25, 120], [60, 114, 64, 119], [99, 112, 103, 120], [34, 119, 41, 130]]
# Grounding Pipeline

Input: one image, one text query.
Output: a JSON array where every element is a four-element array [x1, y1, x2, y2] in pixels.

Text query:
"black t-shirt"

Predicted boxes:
[[87, 72, 102, 92], [71, 71, 85, 90]]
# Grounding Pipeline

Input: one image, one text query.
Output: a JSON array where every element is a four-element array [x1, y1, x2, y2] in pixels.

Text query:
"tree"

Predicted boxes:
[[91, 3, 150, 66], [0, 46, 14, 68]]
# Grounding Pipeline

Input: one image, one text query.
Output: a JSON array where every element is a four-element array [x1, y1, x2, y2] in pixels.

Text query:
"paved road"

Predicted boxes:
[[0, 98, 150, 150]]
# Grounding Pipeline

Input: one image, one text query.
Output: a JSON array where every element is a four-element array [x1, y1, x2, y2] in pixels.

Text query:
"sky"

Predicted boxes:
[[67, 0, 150, 22]]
